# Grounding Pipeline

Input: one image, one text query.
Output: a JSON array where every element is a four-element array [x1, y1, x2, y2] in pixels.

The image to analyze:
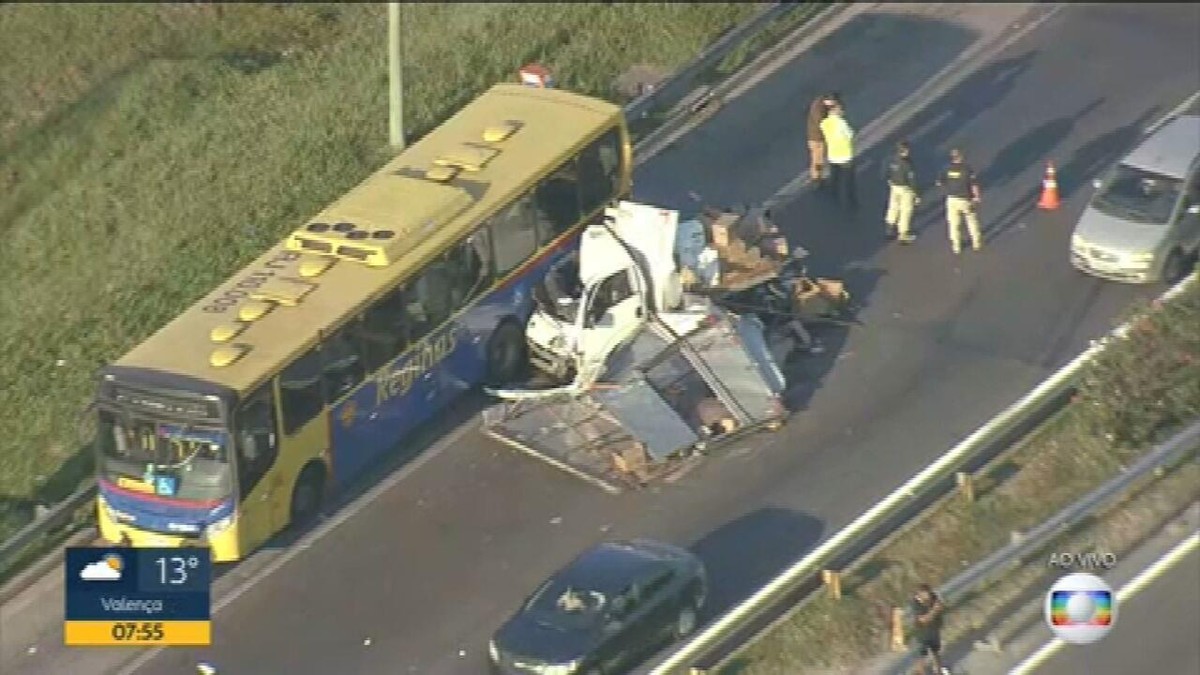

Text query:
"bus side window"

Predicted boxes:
[[235, 386, 279, 498], [577, 127, 622, 215], [490, 193, 540, 276], [411, 263, 455, 331], [534, 163, 582, 243], [321, 328, 366, 402], [443, 234, 491, 306], [352, 286, 414, 372], [279, 347, 325, 435]]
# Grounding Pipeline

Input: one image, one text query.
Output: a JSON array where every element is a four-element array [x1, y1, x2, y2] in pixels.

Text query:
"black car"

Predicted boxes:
[[489, 539, 708, 675]]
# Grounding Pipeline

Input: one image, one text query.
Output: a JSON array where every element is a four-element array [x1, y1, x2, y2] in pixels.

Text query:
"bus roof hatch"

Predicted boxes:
[[286, 176, 473, 268]]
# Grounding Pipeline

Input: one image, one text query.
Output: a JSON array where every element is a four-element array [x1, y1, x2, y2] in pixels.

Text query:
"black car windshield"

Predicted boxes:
[[524, 578, 609, 630], [96, 408, 233, 502], [1093, 165, 1182, 224]]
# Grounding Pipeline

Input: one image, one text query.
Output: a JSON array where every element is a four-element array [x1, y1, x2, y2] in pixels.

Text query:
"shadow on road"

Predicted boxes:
[[983, 106, 1164, 244], [689, 506, 823, 621], [635, 9, 980, 212], [260, 390, 492, 553], [979, 97, 1104, 188]]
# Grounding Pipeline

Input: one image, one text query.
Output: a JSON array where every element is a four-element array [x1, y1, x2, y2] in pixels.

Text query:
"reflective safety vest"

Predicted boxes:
[[821, 115, 855, 163]]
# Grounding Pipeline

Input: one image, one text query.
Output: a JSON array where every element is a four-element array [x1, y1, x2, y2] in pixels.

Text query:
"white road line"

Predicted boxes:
[[1144, 89, 1200, 136], [1008, 532, 1200, 675]]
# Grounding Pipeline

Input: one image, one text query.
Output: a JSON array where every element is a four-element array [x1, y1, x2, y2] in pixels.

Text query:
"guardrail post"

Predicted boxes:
[[821, 569, 842, 599], [956, 471, 975, 503], [890, 606, 907, 651]]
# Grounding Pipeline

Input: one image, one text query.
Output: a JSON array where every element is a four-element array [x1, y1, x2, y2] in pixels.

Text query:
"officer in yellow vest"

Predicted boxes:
[[936, 148, 982, 253], [820, 102, 857, 208]]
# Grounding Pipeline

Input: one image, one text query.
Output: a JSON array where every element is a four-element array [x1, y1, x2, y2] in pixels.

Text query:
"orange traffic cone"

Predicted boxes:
[[1038, 161, 1060, 210]]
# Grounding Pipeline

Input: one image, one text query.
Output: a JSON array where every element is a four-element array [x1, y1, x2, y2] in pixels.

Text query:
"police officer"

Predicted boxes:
[[885, 141, 919, 243], [936, 148, 982, 253]]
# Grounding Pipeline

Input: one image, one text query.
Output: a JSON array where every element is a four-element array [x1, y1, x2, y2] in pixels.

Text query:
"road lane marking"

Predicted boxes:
[[1008, 532, 1200, 675], [1144, 89, 1200, 136]]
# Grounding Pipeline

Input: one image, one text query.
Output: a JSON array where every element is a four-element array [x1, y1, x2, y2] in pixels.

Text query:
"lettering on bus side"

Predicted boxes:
[[201, 250, 301, 314], [375, 326, 463, 406]]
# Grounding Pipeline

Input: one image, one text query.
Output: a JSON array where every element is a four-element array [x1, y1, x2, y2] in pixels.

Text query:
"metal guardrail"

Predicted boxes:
[[0, 482, 95, 578], [647, 270, 1198, 673], [884, 417, 1200, 674], [0, 0, 827, 588], [624, 2, 803, 125]]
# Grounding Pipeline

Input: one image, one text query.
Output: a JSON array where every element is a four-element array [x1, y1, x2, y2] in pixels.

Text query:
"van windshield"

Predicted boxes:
[[1093, 165, 1182, 224]]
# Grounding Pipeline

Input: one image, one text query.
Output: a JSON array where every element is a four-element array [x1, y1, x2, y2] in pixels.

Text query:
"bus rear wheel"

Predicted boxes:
[[290, 463, 325, 528], [486, 319, 527, 387]]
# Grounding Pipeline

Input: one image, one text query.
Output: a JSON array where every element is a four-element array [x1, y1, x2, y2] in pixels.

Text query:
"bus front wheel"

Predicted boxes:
[[486, 319, 527, 387], [290, 463, 326, 528]]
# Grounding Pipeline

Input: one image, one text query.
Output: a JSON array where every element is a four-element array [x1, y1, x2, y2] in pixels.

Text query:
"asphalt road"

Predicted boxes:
[[1033, 545, 1200, 675], [4, 4, 1198, 675]]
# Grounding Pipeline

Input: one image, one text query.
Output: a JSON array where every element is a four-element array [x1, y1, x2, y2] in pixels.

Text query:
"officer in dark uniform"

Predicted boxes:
[[936, 148, 983, 253], [884, 141, 919, 243]]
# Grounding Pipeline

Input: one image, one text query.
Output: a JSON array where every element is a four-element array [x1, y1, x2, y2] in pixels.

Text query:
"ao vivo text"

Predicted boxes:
[[1047, 551, 1118, 571]]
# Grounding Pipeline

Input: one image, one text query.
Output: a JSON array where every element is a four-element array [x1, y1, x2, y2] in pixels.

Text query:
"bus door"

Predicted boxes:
[[406, 267, 457, 409], [437, 231, 497, 393], [233, 385, 284, 553], [274, 348, 333, 522], [335, 284, 436, 484]]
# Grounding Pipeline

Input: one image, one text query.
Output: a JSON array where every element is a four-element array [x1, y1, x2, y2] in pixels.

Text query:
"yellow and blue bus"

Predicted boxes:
[[93, 83, 633, 561]]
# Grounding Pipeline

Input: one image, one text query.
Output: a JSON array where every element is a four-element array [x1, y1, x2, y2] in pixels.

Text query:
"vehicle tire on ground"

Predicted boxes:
[[1161, 248, 1192, 285], [486, 319, 527, 386], [289, 463, 325, 528]]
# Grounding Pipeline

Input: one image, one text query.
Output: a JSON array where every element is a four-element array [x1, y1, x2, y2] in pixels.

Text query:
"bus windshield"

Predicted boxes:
[[96, 408, 233, 502]]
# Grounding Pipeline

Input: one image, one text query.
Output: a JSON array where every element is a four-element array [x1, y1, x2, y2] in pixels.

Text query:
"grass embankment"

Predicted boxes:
[[0, 2, 779, 544], [729, 281, 1200, 674]]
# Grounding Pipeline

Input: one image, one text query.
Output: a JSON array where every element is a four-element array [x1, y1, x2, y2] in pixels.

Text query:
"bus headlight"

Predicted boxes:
[[1129, 251, 1155, 263], [205, 514, 234, 537], [1071, 234, 1086, 251], [487, 639, 499, 663]]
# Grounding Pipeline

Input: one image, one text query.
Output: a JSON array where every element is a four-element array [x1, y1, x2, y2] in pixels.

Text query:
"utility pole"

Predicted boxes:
[[388, 2, 405, 150]]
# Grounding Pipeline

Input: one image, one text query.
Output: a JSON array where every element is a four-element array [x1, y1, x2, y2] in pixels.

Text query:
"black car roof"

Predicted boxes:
[[553, 541, 676, 595]]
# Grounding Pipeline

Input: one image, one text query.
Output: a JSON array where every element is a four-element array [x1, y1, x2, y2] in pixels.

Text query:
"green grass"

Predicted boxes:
[[726, 281, 1200, 673], [0, 2, 775, 543]]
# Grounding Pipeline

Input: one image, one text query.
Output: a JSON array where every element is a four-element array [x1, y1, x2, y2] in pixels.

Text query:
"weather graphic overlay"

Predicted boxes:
[[64, 547, 212, 646], [1044, 572, 1117, 645]]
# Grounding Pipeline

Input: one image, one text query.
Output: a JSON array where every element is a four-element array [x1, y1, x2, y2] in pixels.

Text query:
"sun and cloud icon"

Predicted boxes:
[[79, 553, 124, 581]]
